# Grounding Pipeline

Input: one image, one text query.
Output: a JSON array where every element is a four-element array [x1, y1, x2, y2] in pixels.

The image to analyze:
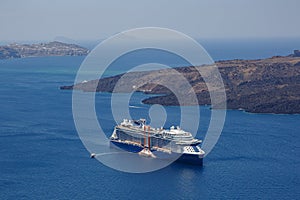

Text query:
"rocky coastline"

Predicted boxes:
[[60, 50, 300, 114]]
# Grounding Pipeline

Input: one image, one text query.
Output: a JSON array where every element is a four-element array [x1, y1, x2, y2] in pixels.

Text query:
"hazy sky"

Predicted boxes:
[[1, 0, 300, 41]]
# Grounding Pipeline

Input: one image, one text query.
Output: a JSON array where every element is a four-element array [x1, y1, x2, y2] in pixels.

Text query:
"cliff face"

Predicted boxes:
[[60, 51, 300, 114], [0, 41, 89, 59], [217, 57, 300, 113]]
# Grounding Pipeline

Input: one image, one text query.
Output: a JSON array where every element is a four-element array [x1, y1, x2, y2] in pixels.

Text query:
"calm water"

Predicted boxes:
[[0, 43, 300, 199]]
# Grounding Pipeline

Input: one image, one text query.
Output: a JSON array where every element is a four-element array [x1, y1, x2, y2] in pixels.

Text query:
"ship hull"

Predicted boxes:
[[110, 140, 203, 166]]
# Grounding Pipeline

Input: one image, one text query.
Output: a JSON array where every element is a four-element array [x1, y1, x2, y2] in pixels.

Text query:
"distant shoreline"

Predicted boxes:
[[0, 41, 89, 59]]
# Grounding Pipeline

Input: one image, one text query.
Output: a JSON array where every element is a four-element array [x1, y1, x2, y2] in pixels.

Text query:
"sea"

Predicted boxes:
[[0, 38, 299, 199]]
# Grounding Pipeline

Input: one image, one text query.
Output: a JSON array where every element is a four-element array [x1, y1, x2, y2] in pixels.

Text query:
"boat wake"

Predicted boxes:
[[129, 105, 142, 109], [90, 151, 135, 158]]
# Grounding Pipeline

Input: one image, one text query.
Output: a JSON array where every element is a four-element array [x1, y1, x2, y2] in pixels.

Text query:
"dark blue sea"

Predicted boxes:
[[0, 39, 300, 199]]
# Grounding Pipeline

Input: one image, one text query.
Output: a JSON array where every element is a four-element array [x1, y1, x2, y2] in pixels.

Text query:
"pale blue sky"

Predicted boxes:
[[0, 0, 299, 41]]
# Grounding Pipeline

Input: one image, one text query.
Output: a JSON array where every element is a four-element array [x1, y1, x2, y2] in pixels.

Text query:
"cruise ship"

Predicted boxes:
[[110, 119, 205, 165]]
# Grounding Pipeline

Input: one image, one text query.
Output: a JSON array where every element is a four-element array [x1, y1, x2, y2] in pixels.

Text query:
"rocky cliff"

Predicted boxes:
[[60, 50, 300, 114]]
